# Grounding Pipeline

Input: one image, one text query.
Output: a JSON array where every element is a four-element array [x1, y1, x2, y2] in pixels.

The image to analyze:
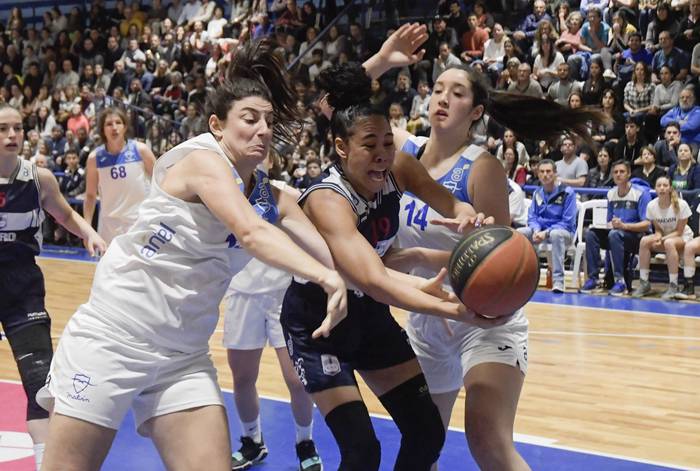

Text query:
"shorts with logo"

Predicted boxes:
[[37, 305, 224, 434], [222, 289, 287, 350], [0, 258, 50, 334], [280, 280, 416, 394], [406, 308, 529, 394]]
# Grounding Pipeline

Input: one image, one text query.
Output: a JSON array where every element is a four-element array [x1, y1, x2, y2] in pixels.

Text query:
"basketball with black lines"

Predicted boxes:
[[448, 225, 539, 318]]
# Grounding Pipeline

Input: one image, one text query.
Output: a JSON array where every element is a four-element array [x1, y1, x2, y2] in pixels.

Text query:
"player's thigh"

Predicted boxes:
[[42, 412, 117, 471], [359, 358, 424, 397], [149, 405, 231, 471], [463, 362, 525, 434], [430, 389, 461, 429]]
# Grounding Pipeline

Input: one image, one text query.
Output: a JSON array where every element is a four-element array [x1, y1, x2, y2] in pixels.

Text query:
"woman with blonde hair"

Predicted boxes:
[[632, 175, 694, 299]]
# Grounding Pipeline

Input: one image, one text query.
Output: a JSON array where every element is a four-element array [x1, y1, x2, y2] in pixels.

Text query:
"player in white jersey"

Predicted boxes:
[[82, 107, 157, 245], [0, 104, 105, 470], [38, 40, 347, 471], [224, 178, 322, 471], [349, 54, 605, 469]]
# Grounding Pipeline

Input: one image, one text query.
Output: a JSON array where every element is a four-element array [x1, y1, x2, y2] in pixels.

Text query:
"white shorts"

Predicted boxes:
[[37, 307, 224, 433], [222, 290, 287, 350], [406, 308, 529, 394]]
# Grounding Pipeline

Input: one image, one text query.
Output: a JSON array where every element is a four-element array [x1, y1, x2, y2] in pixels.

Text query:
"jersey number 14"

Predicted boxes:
[[404, 199, 429, 231]]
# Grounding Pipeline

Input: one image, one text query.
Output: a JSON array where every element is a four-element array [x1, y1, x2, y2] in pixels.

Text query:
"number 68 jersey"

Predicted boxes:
[[95, 139, 149, 243], [396, 135, 486, 280]]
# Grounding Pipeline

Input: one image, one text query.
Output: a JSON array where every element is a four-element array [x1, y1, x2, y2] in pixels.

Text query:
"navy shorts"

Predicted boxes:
[[280, 280, 416, 393], [0, 259, 50, 335]]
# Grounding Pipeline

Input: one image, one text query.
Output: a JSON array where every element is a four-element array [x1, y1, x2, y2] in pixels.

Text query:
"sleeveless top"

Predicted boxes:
[[299, 163, 402, 294], [94, 139, 149, 242], [85, 133, 278, 353], [0, 158, 44, 263]]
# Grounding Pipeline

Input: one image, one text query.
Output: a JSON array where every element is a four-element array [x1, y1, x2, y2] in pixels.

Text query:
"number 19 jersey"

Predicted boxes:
[[95, 139, 149, 243]]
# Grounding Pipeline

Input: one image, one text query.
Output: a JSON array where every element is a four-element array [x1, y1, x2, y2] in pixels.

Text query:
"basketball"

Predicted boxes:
[[448, 225, 539, 318]]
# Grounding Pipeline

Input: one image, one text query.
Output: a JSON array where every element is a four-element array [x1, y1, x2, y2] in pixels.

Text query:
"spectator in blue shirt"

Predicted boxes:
[[651, 31, 690, 83], [512, 0, 551, 52], [616, 32, 654, 82], [581, 160, 652, 295], [660, 86, 700, 145], [518, 159, 578, 293]]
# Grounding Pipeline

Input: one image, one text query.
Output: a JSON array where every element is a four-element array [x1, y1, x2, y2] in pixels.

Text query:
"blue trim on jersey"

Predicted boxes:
[[95, 140, 143, 168], [226, 168, 279, 249]]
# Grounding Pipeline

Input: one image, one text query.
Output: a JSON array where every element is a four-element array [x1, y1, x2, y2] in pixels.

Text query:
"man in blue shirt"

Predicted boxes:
[[512, 0, 551, 52], [519, 160, 578, 293], [616, 32, 654, 82], [652, 31, 690, 83], [581, 160, 652, 295], [660, 86, 700, 144]]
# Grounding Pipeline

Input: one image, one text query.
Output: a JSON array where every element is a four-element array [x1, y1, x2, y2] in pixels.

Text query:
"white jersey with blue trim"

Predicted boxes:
[[397, 134, 527, 325], [84, 133, 278, 353], [94, 139, 149, 243]]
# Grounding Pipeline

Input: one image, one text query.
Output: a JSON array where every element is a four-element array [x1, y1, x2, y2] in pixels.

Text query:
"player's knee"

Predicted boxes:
[[324, 401, 381, 471], [465, 416, 514, 468], [8, 323, 52, 420]]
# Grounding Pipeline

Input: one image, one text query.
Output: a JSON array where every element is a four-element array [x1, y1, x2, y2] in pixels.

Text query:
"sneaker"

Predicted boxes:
[[661, 283, 680, 300], [232, 436, 268, 470], [552, 281, 565, 293], [631, 279, 652, 298], [580, 278, 598, 293], [675, 278, 696, 300], [296, 439, 322, 471], [603, 69, 617, 79], [609, 281, 627, 296]]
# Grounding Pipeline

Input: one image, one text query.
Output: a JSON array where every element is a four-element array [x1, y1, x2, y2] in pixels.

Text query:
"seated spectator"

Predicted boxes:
[[577, 7, 615, 79], [502, 147, 528, 185], [388, 102, 407, 130], [660, 86, 700, 144], [46, 125, 67, 165], [177, 0, 202, 26], [432, 42, 462, 85], [188, 0, 216, 27], [460, 13, 489, 63], [179, 102, 207, 139], [633, 175, 694, 299], [512, 0, 551, 53], [655, 121, 682, 168], [668, 142, 700, 190], [387, 72, 417, 117], [547, 62, 582, 105], [651, 31, 689, 83], [307, 49, 332, 84], [66, 104, 90, 136], [473, 1, 495, 34], [632, 146, 667, 186], [482, 23, 506, 79], [496, 128, 530, 165], [534, 34, 565, 90], [652, 65, 682, 119], [614, 115, 647, 167], [623, 62, 655, 121], [55, 59, 80, 90], [581, 56, 610, 105], [556, 135, 588, 187], [585, 146, 615, 188], [299, 27, 324, 67], [368, 79, 388, 111], [645, 2, 679, 53], [557, 11, 585, 56], [518, 159, 577, 292], [678, 215, 700, 299], [593, 88, 625, 145], [292, 158, 322, 190], [58, 149, 86, 199], [406, 81, 431, 135], [508, 62, 544, 98], [616, 32, 654, 83], [508, 178, 528, 228], [676, 0, 700, 52], [581, 160, 651, 295]]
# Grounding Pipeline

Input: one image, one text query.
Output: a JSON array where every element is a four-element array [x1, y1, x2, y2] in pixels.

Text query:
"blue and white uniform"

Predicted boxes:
[[223, 180, 291, 350], [39, 133, 279, 432], [281, 164, 416, 393], [397, 135, 529, 394], [94, 139, 149, 244]]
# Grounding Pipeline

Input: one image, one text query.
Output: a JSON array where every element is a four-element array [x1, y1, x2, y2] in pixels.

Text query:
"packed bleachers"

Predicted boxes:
[[2, 0, 699, 300]]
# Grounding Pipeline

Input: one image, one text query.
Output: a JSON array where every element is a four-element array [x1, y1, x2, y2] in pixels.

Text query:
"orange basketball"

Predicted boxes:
[[448, 225, 539, 318]]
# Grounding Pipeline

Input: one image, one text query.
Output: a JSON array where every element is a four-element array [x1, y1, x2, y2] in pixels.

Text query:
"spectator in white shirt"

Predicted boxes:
[[178, 0, 202, 26]]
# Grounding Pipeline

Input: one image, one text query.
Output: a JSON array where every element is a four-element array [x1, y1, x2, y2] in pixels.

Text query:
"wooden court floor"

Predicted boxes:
[[1, 258, 698, 469]]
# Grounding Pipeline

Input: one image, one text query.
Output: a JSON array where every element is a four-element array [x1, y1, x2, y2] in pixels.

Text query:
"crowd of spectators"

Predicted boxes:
[[2, 0, 699, 296]]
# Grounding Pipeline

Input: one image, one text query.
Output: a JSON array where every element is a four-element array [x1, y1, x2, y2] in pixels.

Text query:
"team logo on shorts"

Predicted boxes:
[[321, 354, 341, 376], [68, 373, 95, 403]]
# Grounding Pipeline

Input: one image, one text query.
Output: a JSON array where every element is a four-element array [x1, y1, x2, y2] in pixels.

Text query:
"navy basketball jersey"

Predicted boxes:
[[299, 163, 402, 258], [0, 158, 44, 262]]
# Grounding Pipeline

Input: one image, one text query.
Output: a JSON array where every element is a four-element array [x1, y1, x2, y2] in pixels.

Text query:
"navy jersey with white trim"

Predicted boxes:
[[298, 163, 401, 257], [0, 159, 44, 262]]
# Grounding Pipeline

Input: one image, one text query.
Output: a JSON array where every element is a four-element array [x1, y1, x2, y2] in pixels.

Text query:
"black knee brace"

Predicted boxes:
[[7, 323, 53, 421], [379, 374, 445, 471], [324, 401, 381, 471]]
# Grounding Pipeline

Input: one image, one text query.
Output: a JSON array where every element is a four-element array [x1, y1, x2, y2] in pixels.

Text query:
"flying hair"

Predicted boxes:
[[206, 38, 301, 146]]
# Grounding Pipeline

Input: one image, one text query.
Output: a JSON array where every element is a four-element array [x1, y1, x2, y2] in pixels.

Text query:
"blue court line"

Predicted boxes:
[[98, 391, 688, 471]]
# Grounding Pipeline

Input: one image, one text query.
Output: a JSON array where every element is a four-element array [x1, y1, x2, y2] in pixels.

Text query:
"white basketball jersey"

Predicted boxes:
[[95, 140, 149, 243], [85, 133, 269, 353]]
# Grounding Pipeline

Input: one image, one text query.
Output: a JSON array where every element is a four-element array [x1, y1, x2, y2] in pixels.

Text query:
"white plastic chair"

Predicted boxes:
[[571, 199, 609, 289]]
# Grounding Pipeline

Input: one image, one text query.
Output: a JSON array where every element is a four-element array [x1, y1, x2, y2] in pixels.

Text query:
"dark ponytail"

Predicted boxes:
[[448, 65, 608, 146], [205, 38, 302, 145]]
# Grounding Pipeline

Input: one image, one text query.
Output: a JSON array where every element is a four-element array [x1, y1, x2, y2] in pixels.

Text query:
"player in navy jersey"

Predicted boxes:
[[39, 40, 347, 471], [0, 103, 105, 470], [279, 53, 514, 469], [82, 107, 157, 245], [313, 31, 605, 470]]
